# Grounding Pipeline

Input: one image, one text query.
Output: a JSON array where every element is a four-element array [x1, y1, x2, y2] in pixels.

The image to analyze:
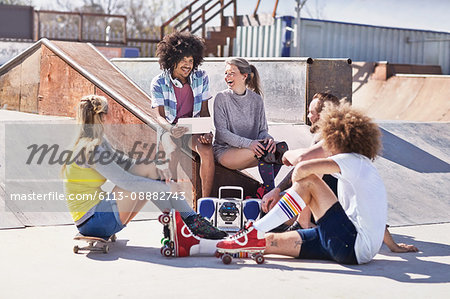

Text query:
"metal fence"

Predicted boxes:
[[233, 17, 450, 74]]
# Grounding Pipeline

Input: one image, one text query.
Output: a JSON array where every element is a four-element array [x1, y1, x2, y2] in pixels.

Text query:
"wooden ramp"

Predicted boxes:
[[0, 39, 261, 228]]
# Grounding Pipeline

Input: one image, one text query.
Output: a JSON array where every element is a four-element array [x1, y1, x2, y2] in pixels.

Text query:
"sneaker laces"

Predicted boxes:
[[227, 225, 251, 241]]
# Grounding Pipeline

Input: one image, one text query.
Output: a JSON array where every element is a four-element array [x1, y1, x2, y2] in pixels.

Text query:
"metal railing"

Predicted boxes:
[[160, 0, 237, 39], [35, 10, 128, 45]]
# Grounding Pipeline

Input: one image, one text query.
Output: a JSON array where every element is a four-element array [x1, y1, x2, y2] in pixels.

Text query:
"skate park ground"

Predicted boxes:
[[1, 219, 449, 299], [0, 43, 449, 297], [1, 110, 449, 298]]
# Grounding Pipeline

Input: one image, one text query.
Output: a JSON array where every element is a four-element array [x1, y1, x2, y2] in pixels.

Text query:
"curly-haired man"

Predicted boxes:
[[150, 31, 226, 240], [217, 104, 390, 264]]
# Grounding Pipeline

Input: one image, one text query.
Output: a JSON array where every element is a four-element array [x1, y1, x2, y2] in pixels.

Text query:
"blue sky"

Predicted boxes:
[[33, 0, 450, 33]]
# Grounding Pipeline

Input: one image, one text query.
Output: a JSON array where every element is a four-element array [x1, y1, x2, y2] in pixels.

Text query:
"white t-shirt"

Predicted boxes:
[[330, 153, 387, 264]]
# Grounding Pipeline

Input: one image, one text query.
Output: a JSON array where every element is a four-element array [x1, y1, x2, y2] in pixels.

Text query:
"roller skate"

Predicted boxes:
[[159, 209, 200, 257], [183, 214, 228, 240], [215, 222, 266, 264]]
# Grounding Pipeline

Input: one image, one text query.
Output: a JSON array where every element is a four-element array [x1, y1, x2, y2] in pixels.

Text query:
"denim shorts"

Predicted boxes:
[[296, 202, 358, 265], [77, 198, 125, 239]]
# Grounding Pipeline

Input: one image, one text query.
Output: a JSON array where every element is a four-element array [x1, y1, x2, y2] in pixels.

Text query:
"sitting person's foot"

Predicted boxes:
[[171, 210, 201, 257], [216, 222, 266, 252], [184, 214, 228, 240]]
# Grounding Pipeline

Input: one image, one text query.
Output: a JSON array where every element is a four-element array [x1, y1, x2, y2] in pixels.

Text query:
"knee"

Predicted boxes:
[[196, 143, 214, 159], [294, 174, 322, 190]]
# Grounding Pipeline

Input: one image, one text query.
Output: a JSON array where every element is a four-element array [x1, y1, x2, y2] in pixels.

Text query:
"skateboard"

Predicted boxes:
[[215, 248, 265, 265], [158, 211, 176, 257], [73, 233, 116, 254]]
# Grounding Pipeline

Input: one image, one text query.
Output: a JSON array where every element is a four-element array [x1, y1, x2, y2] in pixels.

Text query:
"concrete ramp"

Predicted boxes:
[[352, 62, 450, 122], [0, 110, 75, 228], [376, 122, 450, 226]]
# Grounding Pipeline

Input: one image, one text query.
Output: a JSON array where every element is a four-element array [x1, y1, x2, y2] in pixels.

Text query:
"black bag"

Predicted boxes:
[[258, 141, 289, 165]]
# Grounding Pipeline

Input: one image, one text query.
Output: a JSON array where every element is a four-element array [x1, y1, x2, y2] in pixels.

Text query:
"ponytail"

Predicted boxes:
[[248, 64, 262, 96]]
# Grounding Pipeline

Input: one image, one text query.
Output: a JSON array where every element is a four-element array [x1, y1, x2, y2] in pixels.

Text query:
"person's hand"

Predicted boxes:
[[198, 132, 213, 144], [170, 125, 188, 138], [390, 243, 419, 253], [262, 138, 275, 153], [249, 140, 266, 158], [261, 187, 282, 213]]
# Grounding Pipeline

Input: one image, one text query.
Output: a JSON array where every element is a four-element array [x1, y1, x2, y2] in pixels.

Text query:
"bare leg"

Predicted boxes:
[[264, 231, 303, 257], [263, 175, 337, 257], [218, 147, 259, 170], [191, 135, 215, 197], [114, 162, 165, 225], [161, 132, 179, 180], [291, 174, 338, 221], [297, 206, 316, 229]]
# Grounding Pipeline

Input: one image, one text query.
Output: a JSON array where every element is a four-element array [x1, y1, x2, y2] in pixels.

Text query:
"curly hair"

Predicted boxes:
[[156, 31, 205, 72], [318, 104, 382, 160], [312, 92, 340, 114]]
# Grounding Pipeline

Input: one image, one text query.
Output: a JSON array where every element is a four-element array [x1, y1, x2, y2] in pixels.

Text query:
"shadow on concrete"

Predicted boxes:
[[352, 62, 374, 94], [380, 128, 450, 173], [79, 233, 449, 283], [295, 233, 450, 284]]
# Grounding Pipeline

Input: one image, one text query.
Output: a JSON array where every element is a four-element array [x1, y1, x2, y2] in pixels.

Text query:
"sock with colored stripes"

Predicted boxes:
[[254, 188, 306, 233]]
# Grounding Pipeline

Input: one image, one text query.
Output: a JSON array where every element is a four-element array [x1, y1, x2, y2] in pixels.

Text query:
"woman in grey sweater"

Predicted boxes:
[[213, 58, 280, 191]]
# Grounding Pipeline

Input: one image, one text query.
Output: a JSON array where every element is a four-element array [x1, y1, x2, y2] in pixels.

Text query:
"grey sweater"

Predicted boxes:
[[213, 88, 271, 159]]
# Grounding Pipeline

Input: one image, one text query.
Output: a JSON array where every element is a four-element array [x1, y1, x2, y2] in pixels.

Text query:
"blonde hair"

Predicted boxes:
[[226, 58, 262, 96], [318, 104, 381, 160], [63, 95, 108, 170]]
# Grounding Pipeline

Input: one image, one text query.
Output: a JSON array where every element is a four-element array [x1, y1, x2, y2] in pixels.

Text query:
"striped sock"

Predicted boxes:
[[277, 190, 306, 219], [254, 188, 306, 233]]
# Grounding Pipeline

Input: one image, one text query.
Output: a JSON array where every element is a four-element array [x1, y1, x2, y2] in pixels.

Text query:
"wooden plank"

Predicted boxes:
[[38, 45, 95, 117], [19, 47, 41, 113], [0, 63, 21, 110], [51, 41, 157, 123], [306, 59, 352, 124]]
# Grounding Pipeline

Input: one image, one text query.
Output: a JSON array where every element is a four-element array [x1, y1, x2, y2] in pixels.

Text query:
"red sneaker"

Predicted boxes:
[[216, 222, 266, 253], [162, 209, 200, 257]]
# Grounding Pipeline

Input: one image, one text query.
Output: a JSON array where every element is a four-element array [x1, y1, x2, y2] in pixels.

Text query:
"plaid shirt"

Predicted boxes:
[[150, 69, 211, 124]]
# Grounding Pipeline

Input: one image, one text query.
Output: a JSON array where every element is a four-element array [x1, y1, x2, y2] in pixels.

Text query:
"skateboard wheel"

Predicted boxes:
[[160, 214, 170, 225], [215, 250, 222, 258], [222, 253, 232, 265], [73, 245, 79, 254], [169, 241, 175, 249], [103, 245, 109, 254], [162, 246, 173, 257], [110, 234, 117, 242], [161, 237, 169, 246], [255, 254, 264, 264]]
